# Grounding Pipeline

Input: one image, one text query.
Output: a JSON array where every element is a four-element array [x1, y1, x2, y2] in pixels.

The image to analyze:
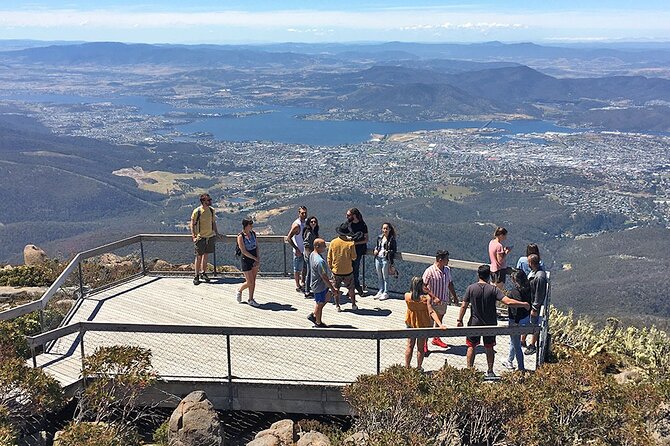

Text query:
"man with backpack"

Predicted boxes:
[[191, 193, 218, 285]]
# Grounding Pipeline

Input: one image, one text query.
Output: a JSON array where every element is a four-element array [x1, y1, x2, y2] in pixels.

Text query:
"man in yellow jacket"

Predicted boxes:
[[327, 223, 358, 311]]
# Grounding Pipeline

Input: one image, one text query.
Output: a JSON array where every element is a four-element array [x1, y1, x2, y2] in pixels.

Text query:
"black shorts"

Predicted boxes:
[[466, 335, 496, 348], [241, 249, 257, 272], [491, 269, 507, 284], [194, 236, 215, 255]]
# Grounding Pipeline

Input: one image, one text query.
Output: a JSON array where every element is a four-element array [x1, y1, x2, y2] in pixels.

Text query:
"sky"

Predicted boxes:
[[1, 1, 669, 44]]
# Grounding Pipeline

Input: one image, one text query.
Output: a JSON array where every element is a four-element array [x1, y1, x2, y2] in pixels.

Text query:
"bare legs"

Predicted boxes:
[[466, 345, 495, 374], [194, 253, 208, 275], [238, 266, 259, 302], [405, 337, 427, 369]]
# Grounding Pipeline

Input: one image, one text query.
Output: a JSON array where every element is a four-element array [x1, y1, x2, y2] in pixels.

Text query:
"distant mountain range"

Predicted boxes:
[[1, 40, 669, 130]]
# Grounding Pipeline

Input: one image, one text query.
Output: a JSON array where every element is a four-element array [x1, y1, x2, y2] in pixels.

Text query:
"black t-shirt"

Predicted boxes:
[[508, 288, 531, 323], [350, 220, 368, 256], [463, 282, 504, 326]]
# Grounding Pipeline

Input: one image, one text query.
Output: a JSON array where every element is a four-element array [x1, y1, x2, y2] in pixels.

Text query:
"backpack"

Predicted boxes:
[[236, 231, 256, 257], [194, 207, 215, 234]]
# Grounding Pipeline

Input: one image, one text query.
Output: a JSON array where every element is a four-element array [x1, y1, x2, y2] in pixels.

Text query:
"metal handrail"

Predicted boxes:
[[27, 321, 541, 374], [0, 233, 484, 323]]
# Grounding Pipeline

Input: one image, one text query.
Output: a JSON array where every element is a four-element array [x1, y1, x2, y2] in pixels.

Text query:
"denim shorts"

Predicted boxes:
[[314, 289, 329, 304], [293, 254, 305, 273]]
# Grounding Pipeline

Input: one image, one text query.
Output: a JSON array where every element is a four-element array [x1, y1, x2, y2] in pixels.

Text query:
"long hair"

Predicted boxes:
[[241, 217, 253, 229], [382, 222, 396, 238], [303, 216, 319, 239], [526, 243, 540, 259], [409, 276, 424, 302], [510, 268, 531, 296], [348, 207, 364, 223]]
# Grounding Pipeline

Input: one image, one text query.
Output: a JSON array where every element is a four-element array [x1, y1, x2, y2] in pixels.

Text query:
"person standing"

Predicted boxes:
[[422, 250, 458, 352], [489, 227, 511, 289], [524, 254, 548, 356], [373, 222, 397, 301], [327, 223, 359, 311], [346, 208, 368, 297], [501, 269, 532, 372], [235, 218, 260, 308], [286, 206, 308, 293], [516, 243, 545, 276], [404, 276, 445, 370], [190, 193, 218, 286], [456, 265, 530, 378], [307, 239, 339, 328], [302, 216, 320, 298]]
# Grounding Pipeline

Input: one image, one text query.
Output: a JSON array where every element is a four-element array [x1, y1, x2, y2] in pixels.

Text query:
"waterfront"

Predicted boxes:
[[1, 93, 580, 145]]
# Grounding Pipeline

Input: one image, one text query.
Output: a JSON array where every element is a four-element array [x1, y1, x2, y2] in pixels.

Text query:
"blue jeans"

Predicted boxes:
[[303, 250, 312, 293], [508, 315, 530, 370], [375, 257, 389, 293]]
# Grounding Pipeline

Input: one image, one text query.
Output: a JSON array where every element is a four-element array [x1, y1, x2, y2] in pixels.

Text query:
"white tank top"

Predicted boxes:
[[292, 217, 305, 251]]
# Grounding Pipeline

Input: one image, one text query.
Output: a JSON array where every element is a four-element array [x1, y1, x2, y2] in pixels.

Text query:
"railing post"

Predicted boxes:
[[362, 255, 367, 289], [31, 344, 37, 368], [282, 241, 287, 276], [226, 334, 233, 410], [139, 240, 146, 275], [376, 338, 381, 374], [79, 328, 87, 388], [39, 309, 45, 333], [78, 262, 84, 298], [213, 243, 217, 275]]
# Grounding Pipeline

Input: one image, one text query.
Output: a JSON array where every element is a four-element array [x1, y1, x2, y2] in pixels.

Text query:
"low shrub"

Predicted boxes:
[[550, 307, 670, 375], [0, 356, 64, 440], [75, 345, 158, 440], [344, 353, 663, 446], [56, 421, 139, 446], [0, 262, 62, 287], [152, 420, 169, 446]]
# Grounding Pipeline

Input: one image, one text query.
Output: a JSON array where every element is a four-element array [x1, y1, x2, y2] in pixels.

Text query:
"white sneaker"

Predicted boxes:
[[247, 299, 260, 308], [379, 292, 389, 301], [373, 291, 382, 300], [501, 360, 515, 370], [236, 290, 242, 303]]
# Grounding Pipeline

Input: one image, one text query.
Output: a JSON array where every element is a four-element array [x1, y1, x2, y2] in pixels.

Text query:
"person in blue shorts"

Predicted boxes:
[[307, 238, 339, 328]]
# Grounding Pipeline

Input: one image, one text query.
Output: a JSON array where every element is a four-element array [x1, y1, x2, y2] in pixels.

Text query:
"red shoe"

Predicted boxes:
[[423, 343, 430, 357], [432, 338, 449, 349]]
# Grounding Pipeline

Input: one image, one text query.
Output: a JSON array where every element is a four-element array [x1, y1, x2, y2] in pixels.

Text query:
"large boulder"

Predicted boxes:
[[251, 419, 296, 446], [168, 391, 223, 446], [297, 431, 331, 446], [23, 245, 47, 266]]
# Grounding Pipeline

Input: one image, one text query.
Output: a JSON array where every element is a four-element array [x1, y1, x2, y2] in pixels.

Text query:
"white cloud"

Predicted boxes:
[[0, 7, 668, 41]]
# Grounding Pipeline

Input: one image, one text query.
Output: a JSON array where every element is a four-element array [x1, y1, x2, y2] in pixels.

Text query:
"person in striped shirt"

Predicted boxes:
[[422, 250, 459, 352]]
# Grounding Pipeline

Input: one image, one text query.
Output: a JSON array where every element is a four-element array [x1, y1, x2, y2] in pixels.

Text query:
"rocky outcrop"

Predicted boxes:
[[169, 391, 223, 446], [297, 431, 331, 446], [0, 286, 47, 301], [23, 245, 47, 266], [249, 420, 296, 446], [342, 432, 369, 446]]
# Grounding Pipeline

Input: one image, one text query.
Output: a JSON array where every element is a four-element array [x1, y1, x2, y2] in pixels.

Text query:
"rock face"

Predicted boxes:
[[249, 419, 296, 446], [169, 391, 223, 446], [297, 431, 331, 446], [343, 432, 369, 446], [23, 245, 47, 266]]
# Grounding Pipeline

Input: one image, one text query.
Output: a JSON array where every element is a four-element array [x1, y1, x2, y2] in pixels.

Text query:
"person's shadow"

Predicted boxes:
[[257, 302, 297, 312], [348, 308, 392, 317]]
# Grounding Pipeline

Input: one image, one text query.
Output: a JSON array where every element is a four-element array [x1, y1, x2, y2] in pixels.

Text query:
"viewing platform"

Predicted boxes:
[[2, 234, 549, 415]]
